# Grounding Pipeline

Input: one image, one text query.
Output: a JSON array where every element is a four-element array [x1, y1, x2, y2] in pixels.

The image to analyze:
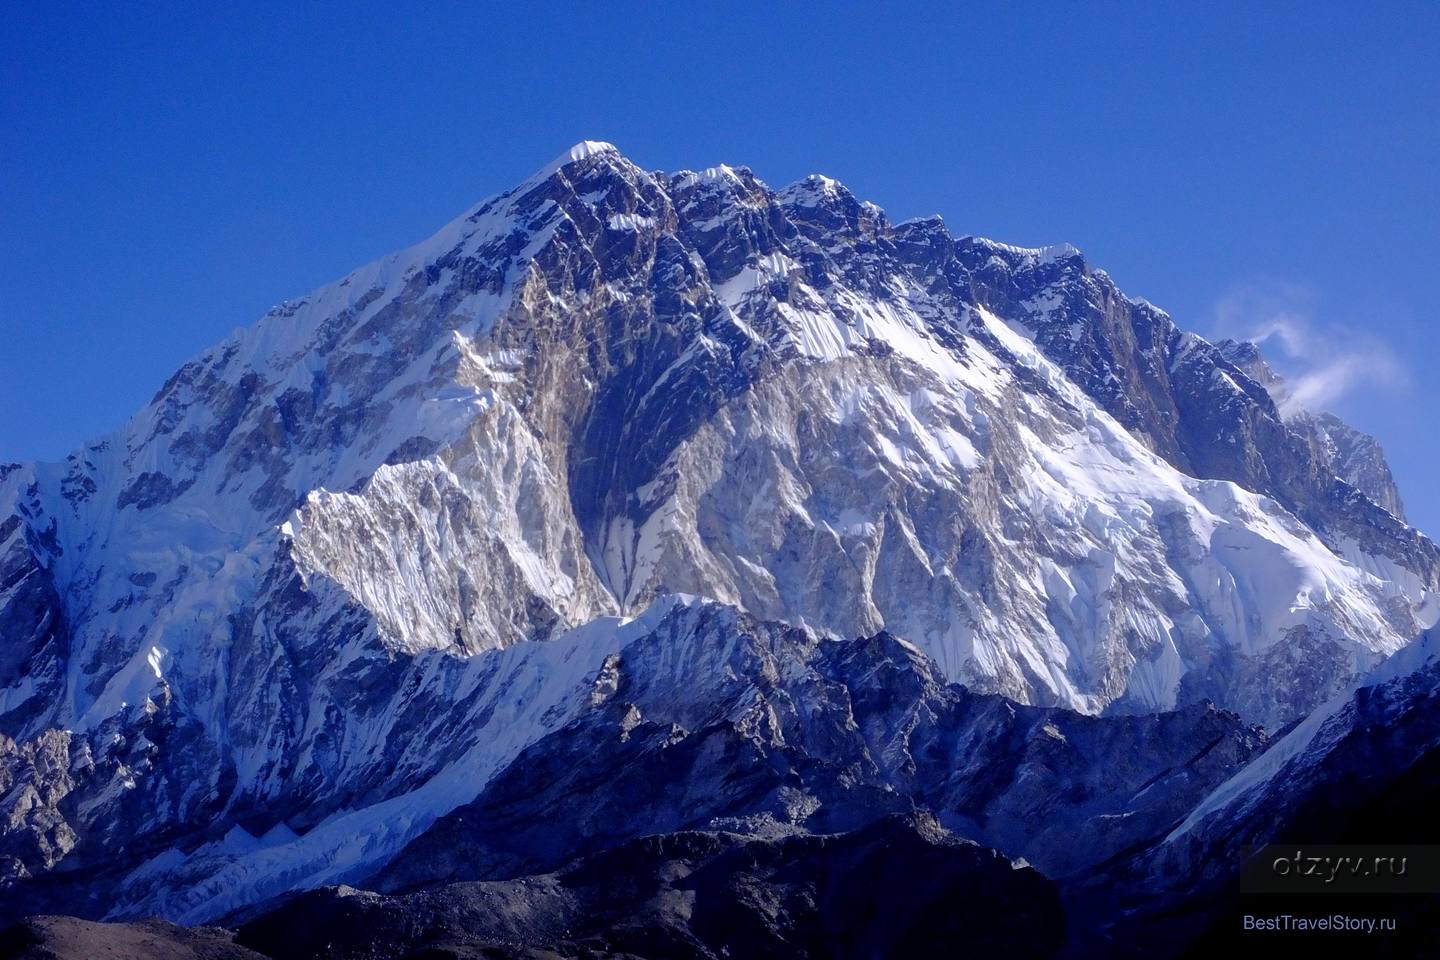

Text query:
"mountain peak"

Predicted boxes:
[[550, 138, 620, 166], [525, 139, 625, 182]]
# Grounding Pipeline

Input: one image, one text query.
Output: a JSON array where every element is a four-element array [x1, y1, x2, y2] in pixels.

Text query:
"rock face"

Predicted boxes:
[[0, 142, 1435, 925], [1074, 628, 1440, 957], [376, 602, 1266, 894], [0, 917, 264, 960], [0, 598, 1264, 928], [235, 816, 1064, 960], [1153, 626, 1440, 874], [1214, 338, 1408, 520]]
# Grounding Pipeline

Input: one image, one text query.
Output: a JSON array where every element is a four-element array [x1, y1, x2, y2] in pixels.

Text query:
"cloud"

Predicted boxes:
[[1209, 282, 1408, 416]]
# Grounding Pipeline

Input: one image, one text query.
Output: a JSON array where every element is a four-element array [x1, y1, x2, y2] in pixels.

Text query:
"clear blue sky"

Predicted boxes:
[[4, 3, 1437, 531]]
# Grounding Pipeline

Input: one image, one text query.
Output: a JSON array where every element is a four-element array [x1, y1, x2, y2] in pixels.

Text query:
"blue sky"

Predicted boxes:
[[3, 3, 1437, 530]]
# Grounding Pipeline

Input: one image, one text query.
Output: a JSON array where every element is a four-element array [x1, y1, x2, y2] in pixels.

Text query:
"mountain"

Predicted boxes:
[[4, 817, 1064, 960], [372, 602, 1265, 895], [1, 142, 1436, 936], [237, 816, 1065, 960], [1214, 337, 1408, 520], [1072, 628, 1440, 957], [0, 596, 1266, 927], [0, 917, 264, 960]]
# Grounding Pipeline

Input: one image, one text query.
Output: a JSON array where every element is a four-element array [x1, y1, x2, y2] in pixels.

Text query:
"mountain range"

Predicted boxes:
[[2, 142, 1437, 958]]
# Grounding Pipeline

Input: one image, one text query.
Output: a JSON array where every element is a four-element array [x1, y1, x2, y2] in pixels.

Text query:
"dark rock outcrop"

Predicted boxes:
[[377, 613, 1265, 894], [238, 816, 1064, 960], [0, 917, 264, 960]]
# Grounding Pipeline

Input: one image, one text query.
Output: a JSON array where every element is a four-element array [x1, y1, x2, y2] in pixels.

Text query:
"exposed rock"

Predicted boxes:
[[1075, 630, 1440, 957], [238, 816, 1064, 960], [0, 917, 264, 960], [377, 607, 1266, 894], [1214, 337, 1408, 520]]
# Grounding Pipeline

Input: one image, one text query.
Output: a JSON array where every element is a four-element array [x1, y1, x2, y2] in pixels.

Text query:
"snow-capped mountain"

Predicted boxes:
[[1214, 337, 1408, 520], [1065, 626, 1440, 956], [1, 141, 1436, 926], [1, 596, 1267, 926], [1164, 625, 1440, 853]]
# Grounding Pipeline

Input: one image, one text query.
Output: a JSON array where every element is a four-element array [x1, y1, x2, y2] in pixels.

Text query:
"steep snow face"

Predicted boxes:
[[594, 299, 1427, 719], [0, 143, 657, 738], [0, 142, 1436, 918], [956, 247, 1428, 579]]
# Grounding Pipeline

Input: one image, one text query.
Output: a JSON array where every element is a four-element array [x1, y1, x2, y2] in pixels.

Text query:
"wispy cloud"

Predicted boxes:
[[1210, 281, 1408, 416]]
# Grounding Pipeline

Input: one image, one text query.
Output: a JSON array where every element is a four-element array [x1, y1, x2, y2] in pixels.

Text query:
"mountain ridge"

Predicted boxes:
[[0, 141, 1435, 928]]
